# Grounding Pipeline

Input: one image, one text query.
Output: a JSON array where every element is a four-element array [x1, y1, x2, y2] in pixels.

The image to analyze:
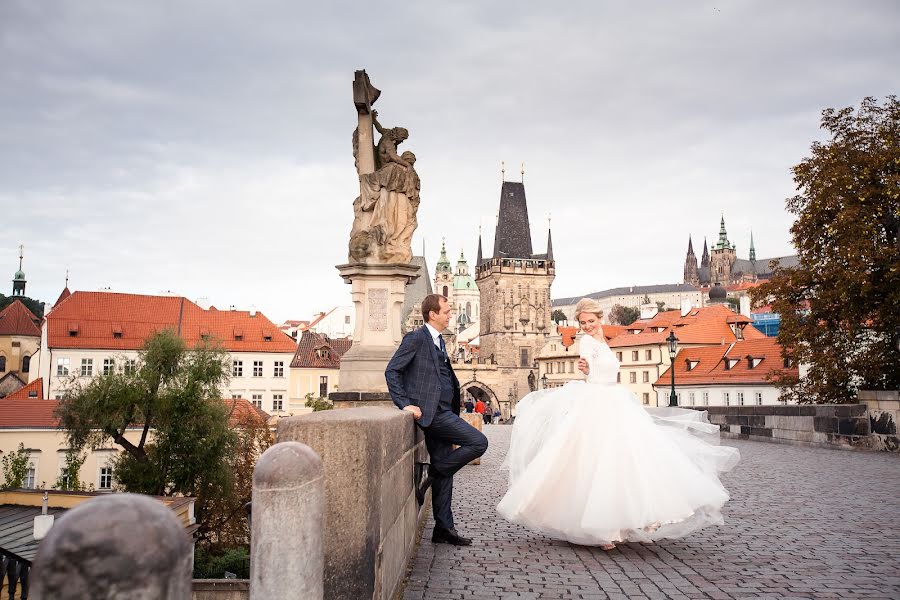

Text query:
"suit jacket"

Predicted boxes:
[[385, 326, 461, 427]]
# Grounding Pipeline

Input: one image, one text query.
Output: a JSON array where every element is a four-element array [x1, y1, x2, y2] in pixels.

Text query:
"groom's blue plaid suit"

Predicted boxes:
[[386, 325, 487, 531]]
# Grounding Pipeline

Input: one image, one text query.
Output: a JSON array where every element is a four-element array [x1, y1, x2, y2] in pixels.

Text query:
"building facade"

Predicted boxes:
[[652, 337, 798, 406], [553, 284, 703, 325], [608, 304, 767, 406], [0, 300, 41, 396], [31, 291, 296, 414], [289, 330, 352, 410], [453, 180, 554, 418]]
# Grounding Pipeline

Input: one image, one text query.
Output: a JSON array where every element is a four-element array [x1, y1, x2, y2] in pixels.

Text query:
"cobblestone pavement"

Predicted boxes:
[[403, 424, 900, 600]]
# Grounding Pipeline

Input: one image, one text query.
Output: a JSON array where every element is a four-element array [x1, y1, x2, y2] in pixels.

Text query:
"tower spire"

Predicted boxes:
[[12, 244, 26, 297], [476, 226, 483, 266], [749, 230, 756, 262]]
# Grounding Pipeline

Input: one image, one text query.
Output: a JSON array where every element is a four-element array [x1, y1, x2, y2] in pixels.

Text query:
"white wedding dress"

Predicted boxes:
[[497, 334, 740, 546]]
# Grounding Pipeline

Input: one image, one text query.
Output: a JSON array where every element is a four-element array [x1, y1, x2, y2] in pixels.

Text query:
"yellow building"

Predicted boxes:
[[288, 330, 352, 411], [0, 300, 41, 397]]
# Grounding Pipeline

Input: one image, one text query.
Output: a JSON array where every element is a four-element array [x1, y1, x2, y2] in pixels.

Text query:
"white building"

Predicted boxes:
[[32, 291, 296, 414], [308, 306, 354, 339], [433, 242, 480, 334], [652, 337, 798, 407], [554, 283, 703, 325]]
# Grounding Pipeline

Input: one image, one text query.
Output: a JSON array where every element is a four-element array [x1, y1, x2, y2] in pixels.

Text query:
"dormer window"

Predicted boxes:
[[112, 324, 123, 339], [233, 327, 243, 342], [68, 322, 79, 337], [747, 356, 763, 369], [200, 328, 210, 341], [724, 357, 739, 370], [783, 357, 793, 368], [685, 359, 700, 371]]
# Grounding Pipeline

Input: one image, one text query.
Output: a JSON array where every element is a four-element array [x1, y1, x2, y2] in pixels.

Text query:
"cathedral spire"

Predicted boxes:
[[716, 214, 732, 250], [749, 230, 756, 262], [476, 227, 483, 266], [436, 238, 451, 273], [687, 235, 695, 256]]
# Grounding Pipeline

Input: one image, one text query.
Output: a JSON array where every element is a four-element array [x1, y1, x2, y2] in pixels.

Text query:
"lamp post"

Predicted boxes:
[[666, 331, 679, 407], [541, 372, 549, 389]]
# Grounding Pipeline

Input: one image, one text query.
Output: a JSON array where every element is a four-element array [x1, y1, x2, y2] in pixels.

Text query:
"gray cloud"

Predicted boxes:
[[2, 0, 898, 322]]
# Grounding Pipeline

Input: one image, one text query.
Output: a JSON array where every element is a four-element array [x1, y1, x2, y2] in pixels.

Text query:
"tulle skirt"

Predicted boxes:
[[497, 381, 740, 546]]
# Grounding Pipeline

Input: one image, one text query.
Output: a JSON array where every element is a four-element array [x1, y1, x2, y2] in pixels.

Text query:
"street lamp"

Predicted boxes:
[[666, 331, 679, 407], [541, 372, 548, 389]]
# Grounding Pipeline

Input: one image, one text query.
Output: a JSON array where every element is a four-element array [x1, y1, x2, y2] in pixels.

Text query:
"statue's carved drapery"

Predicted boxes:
[[348, 71, 419, 264]]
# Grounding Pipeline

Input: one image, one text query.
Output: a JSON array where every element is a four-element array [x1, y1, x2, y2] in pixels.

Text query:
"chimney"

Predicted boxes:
[[250, 306, 257, 318], [680, 298, 692, 317], [739, 296, 751, 318], [639, 303, 658, 320], [195, 297, 210, 310]]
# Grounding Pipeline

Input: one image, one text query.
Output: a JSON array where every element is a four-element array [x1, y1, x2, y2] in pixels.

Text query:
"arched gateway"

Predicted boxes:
[[460, 380, 500, 412]]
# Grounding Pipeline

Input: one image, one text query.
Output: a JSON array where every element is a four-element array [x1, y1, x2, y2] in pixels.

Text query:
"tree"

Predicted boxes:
[[752, 96, 900, 403], [551, 309, 567, 324], [56, 329, 239, 541], [54, 451, 88, 491], [608, 304, 641, 325], [1, 443, 30, 489]]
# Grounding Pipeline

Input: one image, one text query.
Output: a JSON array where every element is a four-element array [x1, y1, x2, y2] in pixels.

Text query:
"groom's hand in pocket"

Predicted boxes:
[[404, 405, 422, 420]]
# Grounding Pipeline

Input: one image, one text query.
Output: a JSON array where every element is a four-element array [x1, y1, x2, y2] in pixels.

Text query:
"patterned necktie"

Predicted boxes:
[[438, 336, 446, 357]]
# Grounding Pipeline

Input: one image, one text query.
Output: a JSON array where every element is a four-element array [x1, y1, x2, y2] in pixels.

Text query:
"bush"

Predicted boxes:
[[193, 546, 250, 579], [305, 393, 333, 411]]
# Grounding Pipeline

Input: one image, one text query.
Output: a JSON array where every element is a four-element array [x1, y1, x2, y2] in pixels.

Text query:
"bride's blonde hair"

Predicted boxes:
[[574, 298, 603, 321]]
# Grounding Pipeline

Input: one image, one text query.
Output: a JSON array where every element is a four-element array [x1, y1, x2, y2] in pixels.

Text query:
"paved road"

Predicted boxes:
[[403, 424, 900, 600]]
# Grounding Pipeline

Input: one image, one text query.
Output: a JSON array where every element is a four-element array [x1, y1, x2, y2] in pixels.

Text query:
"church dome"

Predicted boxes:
[[14, 269, 25, 281], [709, 284, 726, 302]]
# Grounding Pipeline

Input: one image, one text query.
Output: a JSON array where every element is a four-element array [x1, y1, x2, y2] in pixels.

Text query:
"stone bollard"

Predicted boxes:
[[250, 441, 324, 599], [30, 493, 192, 599]]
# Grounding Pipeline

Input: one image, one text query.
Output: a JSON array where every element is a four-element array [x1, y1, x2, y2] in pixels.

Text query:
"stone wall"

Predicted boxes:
[[192, 580, 249, 600], [696, 401, 899, 452], [276, 406, 428, 600]]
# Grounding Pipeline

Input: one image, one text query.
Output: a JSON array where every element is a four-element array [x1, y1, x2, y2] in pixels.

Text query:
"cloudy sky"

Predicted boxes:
[[2, 1, 897, 324]]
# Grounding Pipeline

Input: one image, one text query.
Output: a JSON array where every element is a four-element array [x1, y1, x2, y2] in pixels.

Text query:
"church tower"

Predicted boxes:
[[476, 180, 555, 408], [434, 239, 453, 299], [710, 215, 737, 286], [683, 236, 699, 286], [699, 237, 711, 285], [12, 244, 26, 297]]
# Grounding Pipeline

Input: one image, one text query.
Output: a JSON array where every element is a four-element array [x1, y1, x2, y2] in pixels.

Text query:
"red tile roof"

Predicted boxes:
[[224, 398, 271, 426], [0, 383, 59, 428], [4, 378, 44, 401], [610, 305, 765, 348], [54, 287, 71, 308], [652, 337, 798, 386], [291, 330, 352, 369], [0, 383, 268, 429], [46, 292, 297, 353], [0, 300, 41, 337]]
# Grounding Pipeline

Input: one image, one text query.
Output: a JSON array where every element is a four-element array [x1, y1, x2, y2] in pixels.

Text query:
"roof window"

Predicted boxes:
[[685, 359, 699, 371], [68, 322, 79, 336], [747, 355, 764, 369], [724, 357, 739, 370]]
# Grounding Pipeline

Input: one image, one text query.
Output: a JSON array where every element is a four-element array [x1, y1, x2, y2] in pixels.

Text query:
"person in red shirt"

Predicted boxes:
[[474, 399, 486, 415]]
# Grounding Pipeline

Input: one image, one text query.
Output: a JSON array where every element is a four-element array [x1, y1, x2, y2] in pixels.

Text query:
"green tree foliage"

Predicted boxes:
[[1, 443, 31, 489], [305, 393, 333, 411], [56, 329, 239, 542], [54, 451, 88, 491], [551, 309, 567, 323], [608, 304, 641, 326], [753, 96, 900, 403]]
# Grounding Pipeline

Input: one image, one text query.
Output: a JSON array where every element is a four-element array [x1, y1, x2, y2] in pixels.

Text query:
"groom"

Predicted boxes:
[[385, 293, 488, 546]]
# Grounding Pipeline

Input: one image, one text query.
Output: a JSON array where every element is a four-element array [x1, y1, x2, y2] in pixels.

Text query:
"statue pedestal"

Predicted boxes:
[[331, 262, 420, 406]]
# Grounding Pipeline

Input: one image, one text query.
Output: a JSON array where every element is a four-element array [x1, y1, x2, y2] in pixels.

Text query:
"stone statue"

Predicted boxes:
[[349, 71, 419, 264]]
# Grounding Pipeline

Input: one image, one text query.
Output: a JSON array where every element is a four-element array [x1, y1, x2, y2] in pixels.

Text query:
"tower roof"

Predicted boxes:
[[436, 239, 451, 273], [749, 230, 757, 262], [715, 215, 733, 250], [686, 235, 695, 256], [546, 227, 554, 261], [493, 181, 534, 259]]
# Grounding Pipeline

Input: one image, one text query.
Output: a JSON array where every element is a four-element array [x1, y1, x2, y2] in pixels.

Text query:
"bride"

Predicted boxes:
[[497, 298, 740, 550]]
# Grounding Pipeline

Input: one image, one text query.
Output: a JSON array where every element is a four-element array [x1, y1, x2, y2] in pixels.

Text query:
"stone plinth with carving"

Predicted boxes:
[[334, 261, 420, 397]]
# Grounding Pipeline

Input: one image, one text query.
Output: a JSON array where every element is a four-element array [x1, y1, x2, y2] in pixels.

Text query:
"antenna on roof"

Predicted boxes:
[[65, 269, 69, 287], [521, 162, 525, 183], [501, 161, 505, 182]]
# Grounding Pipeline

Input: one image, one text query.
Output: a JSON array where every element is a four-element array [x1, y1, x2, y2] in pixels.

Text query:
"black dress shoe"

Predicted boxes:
[[432, 527, 472, 546], [414, 463, 434, 506]]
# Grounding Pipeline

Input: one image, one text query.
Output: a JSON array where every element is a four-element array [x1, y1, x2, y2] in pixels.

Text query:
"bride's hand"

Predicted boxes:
[[577, 358, 590, 375]]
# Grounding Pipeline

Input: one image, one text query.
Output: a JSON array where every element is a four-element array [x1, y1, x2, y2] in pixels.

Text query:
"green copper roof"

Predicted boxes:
[[436, 240, 451, 273], [14, 269, 25, 280]]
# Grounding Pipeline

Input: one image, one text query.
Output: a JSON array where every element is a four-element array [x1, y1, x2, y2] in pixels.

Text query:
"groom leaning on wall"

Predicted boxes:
[[385, 293, 489, 546]]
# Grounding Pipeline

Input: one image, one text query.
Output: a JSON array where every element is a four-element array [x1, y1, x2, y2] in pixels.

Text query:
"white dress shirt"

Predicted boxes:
[[425, 322, 443, 352]]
